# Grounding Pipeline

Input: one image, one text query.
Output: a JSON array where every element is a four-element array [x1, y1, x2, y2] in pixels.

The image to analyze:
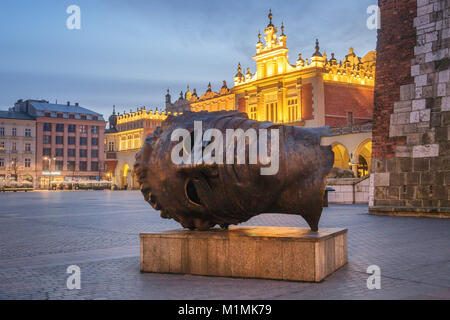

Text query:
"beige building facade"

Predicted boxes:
[[104, 107, 170, 189], [0, 111, 37, 187]]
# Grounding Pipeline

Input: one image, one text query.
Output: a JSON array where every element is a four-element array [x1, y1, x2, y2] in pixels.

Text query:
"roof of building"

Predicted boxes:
[[29, 101, 103, 117], [0, 110, 35, 120]]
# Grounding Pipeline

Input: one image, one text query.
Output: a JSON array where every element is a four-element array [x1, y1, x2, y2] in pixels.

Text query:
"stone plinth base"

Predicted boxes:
[[140, 226, 348, 282]]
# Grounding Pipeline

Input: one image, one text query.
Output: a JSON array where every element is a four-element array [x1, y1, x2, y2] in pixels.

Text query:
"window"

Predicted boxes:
[[80, 125, 87, 133], [56, 124, 64, 132], [91, 162, 99, 172], [265, 102, 278, 122], [80, 137, 87, 146], [91, 149, 99, 158], [79, 161, 87, 172], [56, 136, 64, 145], [68, 136, 75, 145], [81, 115, 87, 120], [55, 148, 64, 157], [55, 161, 63, 171], [25, 128, 32, 137], [91, 138, 98, 146], [0, 141, 5, 150], [68, 124, 76, 133], [288, 99, 298, 123], [12, 142, 17, 152], [12, 128, 17, 136], [43, 148, 51, 156], [0, 127, 4, 136], [67, 161, 76, 171], [43, 135, 51, 144], [91, 126, 98, 134], [43, 123, 52, 131], [79, 149, 87, 158], [42, 160, 50, 170], [0, 158, 4, 167], [69, 114, 75, 119], [68, 149, 76, 157], [24, 158, 31, 168], [25, 143, 31, 152], [45, 112, 51, 117], [249, 106, 257, 120], [108, 142, 115, 152], [57, 114, 63, 119], [93, 116, 98, 121]]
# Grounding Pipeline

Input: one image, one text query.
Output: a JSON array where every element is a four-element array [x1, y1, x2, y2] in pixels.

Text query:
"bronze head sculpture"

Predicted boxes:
[[135, 111, 334, 232]]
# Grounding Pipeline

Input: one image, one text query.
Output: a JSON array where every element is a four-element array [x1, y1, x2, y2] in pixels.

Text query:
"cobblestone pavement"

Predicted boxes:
[[0, 191, 449, 300]]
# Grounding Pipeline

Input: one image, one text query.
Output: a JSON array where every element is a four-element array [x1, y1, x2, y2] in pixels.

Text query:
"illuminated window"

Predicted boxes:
[[265, 102, 278, 122], [121, 136, 127, 150], [288, 99, 298, 123], [249, 106, 257, 120]]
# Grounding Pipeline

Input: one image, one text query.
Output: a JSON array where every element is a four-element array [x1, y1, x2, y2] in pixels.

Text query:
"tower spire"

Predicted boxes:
[[267, 9, 274, 27], [312, 39, 323, 57]]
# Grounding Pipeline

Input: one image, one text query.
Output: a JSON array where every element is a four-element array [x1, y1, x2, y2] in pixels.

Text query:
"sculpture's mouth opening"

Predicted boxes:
[[185, 179, 202, 207]]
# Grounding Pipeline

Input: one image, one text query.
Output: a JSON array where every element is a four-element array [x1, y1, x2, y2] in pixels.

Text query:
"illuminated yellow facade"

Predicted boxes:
[[104, 107, 174, 189], [165, 10, 376, 178]]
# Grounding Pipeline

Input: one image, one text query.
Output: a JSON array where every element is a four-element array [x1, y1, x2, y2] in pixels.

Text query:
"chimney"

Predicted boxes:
[[75, 103, 79, 107], [67, 101, 70, 106]]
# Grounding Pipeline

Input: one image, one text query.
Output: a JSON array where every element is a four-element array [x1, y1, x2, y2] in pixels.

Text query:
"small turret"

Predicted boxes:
[[108, 105, 118, 131], [165, 89, 172, 107]]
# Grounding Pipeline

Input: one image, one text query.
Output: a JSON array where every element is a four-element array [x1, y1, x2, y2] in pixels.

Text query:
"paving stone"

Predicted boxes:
[[0, 191, 449, 300]]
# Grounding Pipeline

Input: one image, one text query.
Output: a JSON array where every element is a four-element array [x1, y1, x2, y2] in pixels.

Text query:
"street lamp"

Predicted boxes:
[[43, 156, 57, 190]]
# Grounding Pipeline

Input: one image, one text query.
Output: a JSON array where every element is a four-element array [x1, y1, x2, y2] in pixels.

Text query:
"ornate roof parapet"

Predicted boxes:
[[322, 49, 376, 85], [219, 80, 230, 95], [116, 107, 182, 125], [200, 82, 219, 100], [234, 62, 245, 85], [310, 39, 325, 67], [296, 53, 305, 67]]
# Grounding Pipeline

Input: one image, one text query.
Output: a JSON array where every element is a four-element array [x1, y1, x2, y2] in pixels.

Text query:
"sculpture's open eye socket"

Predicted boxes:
[[185, 179, 202, 207]]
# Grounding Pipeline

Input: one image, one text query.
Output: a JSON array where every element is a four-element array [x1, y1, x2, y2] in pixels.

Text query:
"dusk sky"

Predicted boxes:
[[0, 0, 377, 120]]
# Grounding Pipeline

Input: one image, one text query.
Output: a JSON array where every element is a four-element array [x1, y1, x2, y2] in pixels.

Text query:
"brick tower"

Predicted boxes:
[[370, 0, 450, 216]]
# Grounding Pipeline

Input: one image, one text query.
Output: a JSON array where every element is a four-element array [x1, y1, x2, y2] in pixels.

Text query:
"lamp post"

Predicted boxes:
[[43, 156, 57, 190]]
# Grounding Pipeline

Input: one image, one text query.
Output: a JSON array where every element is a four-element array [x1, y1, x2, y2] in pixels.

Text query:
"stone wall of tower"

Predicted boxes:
[[370, 0, 450, 216]]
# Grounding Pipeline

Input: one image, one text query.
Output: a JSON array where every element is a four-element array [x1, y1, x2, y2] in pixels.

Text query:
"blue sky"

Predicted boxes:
[[0, 0, 377, 119]]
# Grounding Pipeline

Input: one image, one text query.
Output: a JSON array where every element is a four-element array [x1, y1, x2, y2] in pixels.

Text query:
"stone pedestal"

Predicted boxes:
[[140, 226, 347, 282]]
